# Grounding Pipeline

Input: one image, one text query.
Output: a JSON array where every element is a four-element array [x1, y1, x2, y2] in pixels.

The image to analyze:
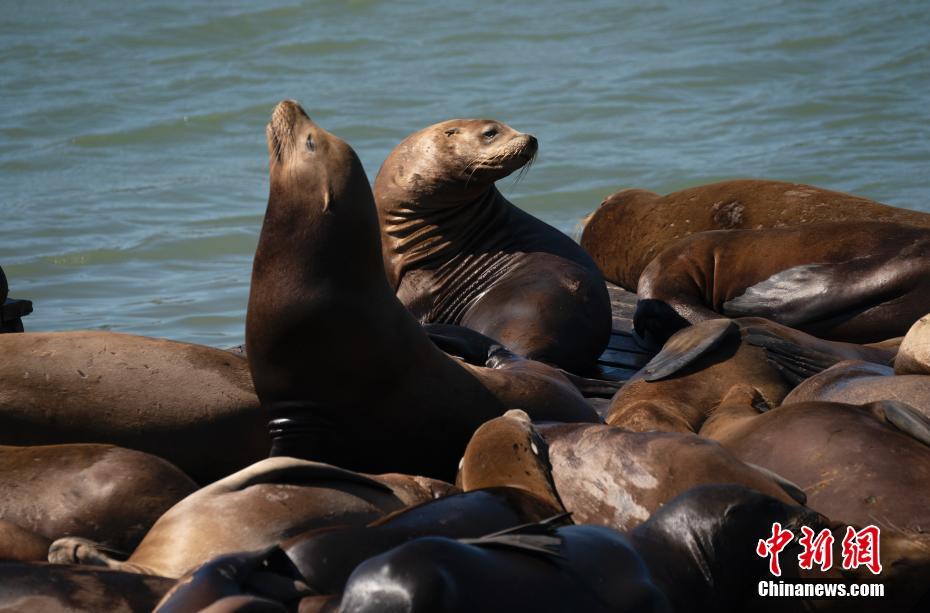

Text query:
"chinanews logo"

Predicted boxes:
[[754, 523, 885, 599]]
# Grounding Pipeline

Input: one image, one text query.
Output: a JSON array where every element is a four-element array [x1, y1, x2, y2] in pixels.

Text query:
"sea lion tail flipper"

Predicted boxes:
[[866, 400, 930, 448], [744, 462, 807, 505], [743, 332, 840, 384], [638, 319, 738, 382], [48, 537, 133, 571]]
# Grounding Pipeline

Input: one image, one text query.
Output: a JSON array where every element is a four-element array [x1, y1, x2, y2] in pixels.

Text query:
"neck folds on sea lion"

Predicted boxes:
[[375, 119, 537, 290]]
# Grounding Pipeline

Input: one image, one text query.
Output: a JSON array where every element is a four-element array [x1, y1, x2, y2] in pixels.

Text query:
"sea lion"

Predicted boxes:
[[245, 100, 598, 482], [781, 360, 930, 420], [701, 385, 930, 532], [895, 313, 930, 375], [0, 521, 52, 562], [282, 487, 562, 597], [457, 410, 802, 531], [0, 562, 175, 612], [373, 119, 611, 373], [581, 179, 930, 291], [630, 484, 930, 613], [49, 457, 452, 579], [0, 444, 196, 554], [605, 317, 893, 433], [634, 221, 930, 346], [338, 523, 671, 613], [0, 331, 266, 483]]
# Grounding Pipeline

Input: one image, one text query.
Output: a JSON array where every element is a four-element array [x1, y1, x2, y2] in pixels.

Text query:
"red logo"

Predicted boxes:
[[757, 523, 882, 575]]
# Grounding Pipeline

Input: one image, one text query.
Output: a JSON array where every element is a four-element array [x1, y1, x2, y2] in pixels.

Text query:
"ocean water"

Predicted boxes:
[[2, 0, 928, 346]]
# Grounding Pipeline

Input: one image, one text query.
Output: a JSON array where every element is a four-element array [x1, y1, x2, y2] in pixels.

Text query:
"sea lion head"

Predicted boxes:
[[258, 99, 383, 283], [376, 118, 538, 206]]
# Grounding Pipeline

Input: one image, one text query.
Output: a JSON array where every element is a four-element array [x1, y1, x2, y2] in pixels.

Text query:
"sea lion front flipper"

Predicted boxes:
[[744, 463, 807, 505], [865, 400, 930, 448], [639, 319, 738, 382], [424, 323, 501, 365], [458, 513, 572, 558], [743, 332, 840, 385], [722, 257, 891, 326], [557, 370, 623, 398]]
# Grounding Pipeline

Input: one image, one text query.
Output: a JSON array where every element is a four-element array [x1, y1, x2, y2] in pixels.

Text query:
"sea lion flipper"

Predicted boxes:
[[639, 319, 738, 382], [424, 323, 500, 365], [744, 332, 840, 384], [744, 463, 807, 505], [868, 400, 930, 448], [458, 513, 572, 558]]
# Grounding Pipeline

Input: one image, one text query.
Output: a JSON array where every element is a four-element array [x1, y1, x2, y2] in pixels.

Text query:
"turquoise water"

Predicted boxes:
[[2, 1, 928, 346]]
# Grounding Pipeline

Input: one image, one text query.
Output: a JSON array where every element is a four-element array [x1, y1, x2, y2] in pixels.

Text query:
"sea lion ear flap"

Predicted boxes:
[[444, 128, 460, 137], [321, 185, 334, 212], [639, 319, 738, 382]]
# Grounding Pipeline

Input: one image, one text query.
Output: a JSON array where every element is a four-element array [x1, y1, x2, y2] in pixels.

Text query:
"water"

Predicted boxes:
[[2, 0, 928, 346]]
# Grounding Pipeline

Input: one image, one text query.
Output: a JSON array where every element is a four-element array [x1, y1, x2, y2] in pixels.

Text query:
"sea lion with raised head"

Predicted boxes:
[[700, 385, 930, 532], [634, 221, 930, 346], [373, 119, 611, 373], [581, 179, 930, 291], [245, 101, 598, 482], [50, 457, 452, 579], [0, 443, 196, 554], [0, 331, 266, 483]]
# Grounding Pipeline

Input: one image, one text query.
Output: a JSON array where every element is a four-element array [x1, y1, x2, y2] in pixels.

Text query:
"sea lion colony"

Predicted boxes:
[[1, 100, 929, 612]]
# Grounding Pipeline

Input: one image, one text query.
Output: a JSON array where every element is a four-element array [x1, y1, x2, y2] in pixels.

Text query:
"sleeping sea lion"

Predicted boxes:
[[580, 179, 930, 291]]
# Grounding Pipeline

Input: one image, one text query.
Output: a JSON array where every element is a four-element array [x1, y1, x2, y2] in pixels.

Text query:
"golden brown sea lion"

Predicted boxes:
[[373, 119, 611, 373], [634, 221, 930, 346], [701, 385, 930, 533], [605, 318, 893, 433], [0, 331, 267, 483], [49, 457, 452, 579], [581, 179, 930, 291], [245, 100, 598, 482]]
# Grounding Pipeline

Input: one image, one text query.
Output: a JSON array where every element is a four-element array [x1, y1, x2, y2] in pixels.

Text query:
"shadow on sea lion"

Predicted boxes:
[[152, 487, 567, 611], [605, 318, 893, 433], [373, 119, 611, 374], [49, 457, 454, 579], [457, 410, 805, 531], [633, 221, 930, 347], [0, 562, 176, 612], [246, 100, 598, 482], [580, 179, 930, 292], [700, 385, 930, 532], [0, 443, 196, 557], [0, 331, 267, 484], [781, 360, 930, 422]]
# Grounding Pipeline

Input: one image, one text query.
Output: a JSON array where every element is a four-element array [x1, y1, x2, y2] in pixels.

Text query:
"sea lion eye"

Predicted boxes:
[[482, 129, 498, 139], [305, 135, 315, 152]]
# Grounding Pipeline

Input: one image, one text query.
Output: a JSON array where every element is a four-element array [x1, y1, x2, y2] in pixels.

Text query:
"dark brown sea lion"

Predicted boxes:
[[245, 100, 598, 482], [282, 486, 562, 597], [0, 562, 175, 612], [0, 443, 195, 554], [781, 360, 930, 420], [701, 385, 930, 532], [581, 179, 930, 291], [373, 119, 611, 373], [605, 317, 893, 433], [629, 484, 930, 613], [50, 457, 451, 579], [338, 522, 671, 613], [634, 221, 930, 346], [456, 410, 802, 531], [0, 331, 266, 483]]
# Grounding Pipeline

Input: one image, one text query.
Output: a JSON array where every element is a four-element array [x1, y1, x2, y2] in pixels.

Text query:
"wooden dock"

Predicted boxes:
[[591, 283, 653, 382]]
